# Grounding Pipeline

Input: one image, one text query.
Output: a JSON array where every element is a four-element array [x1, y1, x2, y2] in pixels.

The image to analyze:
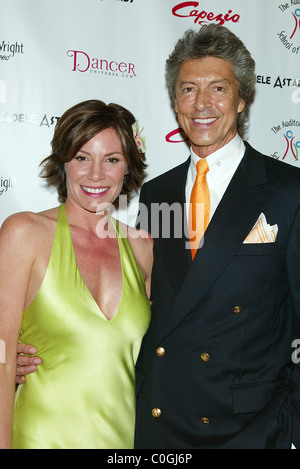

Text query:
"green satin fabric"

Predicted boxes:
[[12, 205, 151, 449]]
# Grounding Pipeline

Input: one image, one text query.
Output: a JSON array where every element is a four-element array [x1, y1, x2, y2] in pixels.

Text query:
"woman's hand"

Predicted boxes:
[[16, 343, 42, 384]]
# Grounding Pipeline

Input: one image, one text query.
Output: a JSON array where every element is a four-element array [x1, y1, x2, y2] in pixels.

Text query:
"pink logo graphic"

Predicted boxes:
[[172, 2, 240, 25], [67, 50, 136, 77], [290, 9, 300, 39], [165, 127, 188, 144], [283, 130, 300, 161]]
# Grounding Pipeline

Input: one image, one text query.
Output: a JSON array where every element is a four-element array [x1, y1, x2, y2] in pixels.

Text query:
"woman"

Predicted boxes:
[[0, 100, 153, 449]]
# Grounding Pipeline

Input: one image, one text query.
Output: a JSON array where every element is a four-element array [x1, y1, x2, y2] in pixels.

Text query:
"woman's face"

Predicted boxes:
[[65, 127, 128, 213]]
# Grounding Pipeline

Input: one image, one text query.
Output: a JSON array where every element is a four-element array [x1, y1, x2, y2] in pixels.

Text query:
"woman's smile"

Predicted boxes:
[[80, 185, 109, 197]]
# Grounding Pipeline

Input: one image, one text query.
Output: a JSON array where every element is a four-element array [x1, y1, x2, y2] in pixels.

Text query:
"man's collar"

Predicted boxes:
[[190, 134, 245, 186]]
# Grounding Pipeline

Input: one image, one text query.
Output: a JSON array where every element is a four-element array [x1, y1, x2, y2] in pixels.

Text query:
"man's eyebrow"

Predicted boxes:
[[177, 78, 231, 87], [178, 80, 196, 86], [210, 78, 231, 85], [177, 80, 197, 90]]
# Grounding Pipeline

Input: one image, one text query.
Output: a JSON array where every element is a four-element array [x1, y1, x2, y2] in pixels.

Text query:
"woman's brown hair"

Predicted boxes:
[[40, 100, 147, 204]]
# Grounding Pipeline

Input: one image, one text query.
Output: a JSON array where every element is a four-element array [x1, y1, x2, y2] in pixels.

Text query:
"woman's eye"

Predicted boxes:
[[75, 155, 87, 161], [107, 157, 119, 163]]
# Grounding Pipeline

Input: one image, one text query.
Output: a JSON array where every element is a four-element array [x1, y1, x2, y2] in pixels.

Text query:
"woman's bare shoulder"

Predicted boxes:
[[0, 207, 59, 246]]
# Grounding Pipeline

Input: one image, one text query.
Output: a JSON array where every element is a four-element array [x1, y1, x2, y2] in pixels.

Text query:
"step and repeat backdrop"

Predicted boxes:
[[1, 0, 300, 225]]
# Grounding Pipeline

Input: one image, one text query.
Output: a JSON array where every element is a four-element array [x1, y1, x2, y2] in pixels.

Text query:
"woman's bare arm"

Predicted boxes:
[[0, 213, 38, 448]]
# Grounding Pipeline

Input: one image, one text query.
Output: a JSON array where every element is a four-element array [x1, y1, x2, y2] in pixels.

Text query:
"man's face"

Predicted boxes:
[[174, 56, 246, 158]]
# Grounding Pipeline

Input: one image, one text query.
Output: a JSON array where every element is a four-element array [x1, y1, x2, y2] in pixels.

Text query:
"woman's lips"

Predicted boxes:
[[81, 185, 109, 196]]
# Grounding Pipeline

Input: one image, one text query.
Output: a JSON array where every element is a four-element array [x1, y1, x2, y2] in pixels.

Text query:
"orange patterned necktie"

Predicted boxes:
[[188, 158, 210, 259]]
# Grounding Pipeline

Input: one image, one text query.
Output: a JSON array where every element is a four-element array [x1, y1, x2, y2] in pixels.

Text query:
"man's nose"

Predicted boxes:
[[193, 89, 212, 111]]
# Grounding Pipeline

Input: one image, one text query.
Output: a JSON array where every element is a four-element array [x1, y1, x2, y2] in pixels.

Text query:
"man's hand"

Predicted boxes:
[[16, 343, 42, 384]]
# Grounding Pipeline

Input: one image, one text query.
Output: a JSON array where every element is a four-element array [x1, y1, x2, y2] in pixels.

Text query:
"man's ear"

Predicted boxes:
[[238, 98, 246, 114], [174, 99, 179, 114]]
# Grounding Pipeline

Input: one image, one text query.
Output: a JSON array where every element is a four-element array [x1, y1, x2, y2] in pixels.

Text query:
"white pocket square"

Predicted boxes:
[[244, 213, 278, 244]]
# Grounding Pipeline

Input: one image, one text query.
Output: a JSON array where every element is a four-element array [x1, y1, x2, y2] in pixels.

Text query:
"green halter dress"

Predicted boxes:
[[12, 205, 151, 449]]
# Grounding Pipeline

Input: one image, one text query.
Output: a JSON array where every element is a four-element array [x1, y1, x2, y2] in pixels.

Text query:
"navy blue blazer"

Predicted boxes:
[[134, 142, 300, 449]]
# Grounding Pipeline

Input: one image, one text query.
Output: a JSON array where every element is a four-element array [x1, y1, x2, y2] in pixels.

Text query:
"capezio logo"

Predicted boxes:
[[67, 50, 137, 79], [171, 1, 240, 25], [277, 2, 300, 54]]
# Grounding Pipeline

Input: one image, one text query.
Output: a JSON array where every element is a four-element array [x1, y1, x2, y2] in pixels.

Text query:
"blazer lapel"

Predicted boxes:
[[156, 143, 279, 343], [157, 158, 191, 292]]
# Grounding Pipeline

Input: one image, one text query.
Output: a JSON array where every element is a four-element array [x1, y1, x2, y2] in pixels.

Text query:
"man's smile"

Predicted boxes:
[[192, 117, 218, 125]]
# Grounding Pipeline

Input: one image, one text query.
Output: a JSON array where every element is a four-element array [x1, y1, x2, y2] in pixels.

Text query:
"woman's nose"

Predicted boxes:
[[88, 161, 104, 181]]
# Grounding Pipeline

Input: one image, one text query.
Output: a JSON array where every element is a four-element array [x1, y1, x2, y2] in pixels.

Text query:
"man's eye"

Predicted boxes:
[[214, 86, 225, 92]]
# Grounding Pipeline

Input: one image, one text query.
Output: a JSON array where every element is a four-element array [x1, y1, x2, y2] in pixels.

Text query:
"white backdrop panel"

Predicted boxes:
[[0, 0, 299, 224]]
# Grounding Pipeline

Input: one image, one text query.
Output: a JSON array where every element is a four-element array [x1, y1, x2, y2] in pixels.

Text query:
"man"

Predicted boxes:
[[18, 25, 300, 449], [134, 24, 300, 449]]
